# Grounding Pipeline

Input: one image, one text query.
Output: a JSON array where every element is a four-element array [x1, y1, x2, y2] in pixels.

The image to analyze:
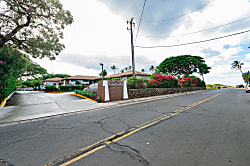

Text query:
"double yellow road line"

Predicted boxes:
[[46, 91, 226, 166]]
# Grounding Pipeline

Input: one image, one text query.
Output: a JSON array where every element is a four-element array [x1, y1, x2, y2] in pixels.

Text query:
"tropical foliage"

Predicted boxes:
[[148, 73, 178, 88], [242, 71, 250, 83], [178, 76, 205, 87], [157, 55, 210, 78], [0, 46, 26, 102], [45, 85, 83, 92], [110, 65, 118, 74], [75, 90, 101, 103], [127, 73, 205, 89], [127, 77, 148, 89], [99, 69, 108, 77], [0, 0, 73, 60], [231, 60, 244, 73]]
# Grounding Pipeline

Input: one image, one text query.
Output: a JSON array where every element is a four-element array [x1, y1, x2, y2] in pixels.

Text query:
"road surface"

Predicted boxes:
[[0, 89, 249, 166]]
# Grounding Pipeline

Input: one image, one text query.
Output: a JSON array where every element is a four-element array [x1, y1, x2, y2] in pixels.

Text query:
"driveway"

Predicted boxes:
[[0, 91, 116, 125]]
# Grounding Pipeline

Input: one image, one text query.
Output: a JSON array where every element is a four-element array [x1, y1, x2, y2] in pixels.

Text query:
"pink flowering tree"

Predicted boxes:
[[148, 73, 178, 88], [178, 76, 205, 87]]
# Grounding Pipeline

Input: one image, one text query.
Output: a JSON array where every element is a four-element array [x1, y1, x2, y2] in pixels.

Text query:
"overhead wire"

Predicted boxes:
[[135, 29, 250, 48], [135, 0, 147, 43], [137, 16, 250, 38], [141, 0, 215, 23]]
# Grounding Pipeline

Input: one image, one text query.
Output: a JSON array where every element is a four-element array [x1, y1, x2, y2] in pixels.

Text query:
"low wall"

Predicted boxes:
[[128, 87, 206, 99]]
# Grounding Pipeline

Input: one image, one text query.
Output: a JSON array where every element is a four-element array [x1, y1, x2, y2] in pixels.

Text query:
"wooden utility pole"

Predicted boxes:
[[128, 18, 135, 77]]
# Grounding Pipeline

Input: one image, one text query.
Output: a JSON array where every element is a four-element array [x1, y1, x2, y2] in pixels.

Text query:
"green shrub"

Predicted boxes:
[[0, 46, 26, 102], [127, 77, 148, 89], [45, 85, 57, 91]]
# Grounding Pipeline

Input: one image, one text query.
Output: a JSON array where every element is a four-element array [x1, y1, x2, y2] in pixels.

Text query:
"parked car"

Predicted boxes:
[[238, 84, 244, 88], [246, 84, 250, 93], [83, 83, 98, 93], [223, 85, 227, 88]]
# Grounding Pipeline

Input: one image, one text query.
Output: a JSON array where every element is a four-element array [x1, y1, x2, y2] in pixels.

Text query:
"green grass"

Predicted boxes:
[[206, 86, 217, 89]]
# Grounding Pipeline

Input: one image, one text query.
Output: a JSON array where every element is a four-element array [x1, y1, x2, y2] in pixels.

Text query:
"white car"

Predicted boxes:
[[246, 84, 250, 93]]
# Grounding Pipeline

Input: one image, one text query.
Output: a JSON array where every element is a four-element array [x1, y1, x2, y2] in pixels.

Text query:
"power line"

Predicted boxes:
[[135, 29, 250, 48], [141, 0, 215, 23], [135, 0, 147, 43], [138, 16, 250, 38]]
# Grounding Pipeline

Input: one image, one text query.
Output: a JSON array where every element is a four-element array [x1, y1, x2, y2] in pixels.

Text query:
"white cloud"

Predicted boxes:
[[33, 0, 250, 86], [245, 53, 250, 60]]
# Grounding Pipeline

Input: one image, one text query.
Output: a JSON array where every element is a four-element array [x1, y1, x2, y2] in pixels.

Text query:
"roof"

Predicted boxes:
[[64, 75, 100, 80], [105, 71, 151, 79], [42, 77, 63, 82]]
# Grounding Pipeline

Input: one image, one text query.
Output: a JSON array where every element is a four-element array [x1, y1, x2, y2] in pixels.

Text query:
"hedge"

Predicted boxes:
[[0, 46, 26, 102], [44, 85, 83, 91]]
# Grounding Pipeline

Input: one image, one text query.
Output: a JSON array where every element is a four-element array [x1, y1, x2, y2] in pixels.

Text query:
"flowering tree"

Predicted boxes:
[[178, 76, 205, 87], [148, 73, 178, 88]]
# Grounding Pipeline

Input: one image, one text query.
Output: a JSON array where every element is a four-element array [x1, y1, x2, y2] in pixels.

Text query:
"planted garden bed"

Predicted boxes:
[[75, 90, 102, 103]]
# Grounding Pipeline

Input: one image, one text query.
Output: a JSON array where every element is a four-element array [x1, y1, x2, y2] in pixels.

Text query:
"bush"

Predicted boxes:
[[0, 46, 26, 102], [44, 85, 83, 91], [127, 77, 148, 89], [59, 85, 82, 91], [148, 73, 178, 88], [75, 90, 102, 102], [178, 76, 205, 87], [45, 85, 57, 91]]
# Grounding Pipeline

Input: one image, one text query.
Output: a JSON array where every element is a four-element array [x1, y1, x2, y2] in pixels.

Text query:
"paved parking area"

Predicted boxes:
[[0, 91, 116, 126]]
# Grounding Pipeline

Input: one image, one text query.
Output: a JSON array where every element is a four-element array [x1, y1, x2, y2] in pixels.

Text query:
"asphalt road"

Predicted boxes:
[[0, 89, 249, 166], [0, 91, 115, 124]]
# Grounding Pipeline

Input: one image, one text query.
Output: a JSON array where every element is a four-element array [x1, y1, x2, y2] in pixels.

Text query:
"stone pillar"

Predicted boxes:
[[103, 80, 110, 102], [123, 80, 129, 99]]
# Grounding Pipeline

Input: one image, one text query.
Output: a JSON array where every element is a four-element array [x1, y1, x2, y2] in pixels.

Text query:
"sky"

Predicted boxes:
[[33, 0, 250, 86]]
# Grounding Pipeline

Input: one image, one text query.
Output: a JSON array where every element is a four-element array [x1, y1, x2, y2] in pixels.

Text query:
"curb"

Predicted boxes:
[[72, 94, 97, 103], [0, 90, 208, 127], [0, 91, 15, 110]]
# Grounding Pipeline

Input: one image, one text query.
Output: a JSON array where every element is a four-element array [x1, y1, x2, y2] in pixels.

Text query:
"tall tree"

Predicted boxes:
[[149, 65, 155, 73], [198, 63, 211, 81], [128, 65, 132, 71], [110, 65, 118, 74], [158, 55, 210, 76], [231, 60, 244, 73], [0, 0, 73, 60], [21, 59, 47, 78], [99, 69, 107, 77]]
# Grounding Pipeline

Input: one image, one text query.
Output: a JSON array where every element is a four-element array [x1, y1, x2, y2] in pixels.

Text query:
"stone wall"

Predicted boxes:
[[128, 87, 206, 99]]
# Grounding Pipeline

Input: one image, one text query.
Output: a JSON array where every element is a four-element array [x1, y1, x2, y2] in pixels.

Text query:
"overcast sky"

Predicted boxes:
[[33, 0, 250, 86]]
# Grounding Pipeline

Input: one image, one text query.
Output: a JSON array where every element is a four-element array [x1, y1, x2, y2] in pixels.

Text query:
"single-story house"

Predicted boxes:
[[105, 71, 151, 80], [41, 77, 64, 86], [63, 75, 100, 85]]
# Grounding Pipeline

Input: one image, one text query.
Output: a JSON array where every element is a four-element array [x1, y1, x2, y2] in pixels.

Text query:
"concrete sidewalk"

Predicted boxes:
[[0, 90, 208, 127], [0, 91, 117, 127]]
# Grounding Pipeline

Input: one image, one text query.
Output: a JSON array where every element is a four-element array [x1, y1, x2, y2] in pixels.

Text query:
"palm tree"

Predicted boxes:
[[124, 67, 128, 72], [99, 69, 108, 78], [110, 65, 118, 74], [231, 60, 244, 73], [149, 65, 155, 73], [141, 68, 145, 72], [128, 65, 132, 71]]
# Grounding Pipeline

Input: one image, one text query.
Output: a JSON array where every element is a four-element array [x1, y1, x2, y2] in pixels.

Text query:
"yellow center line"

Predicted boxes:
[[46, 92, 226, 166]]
